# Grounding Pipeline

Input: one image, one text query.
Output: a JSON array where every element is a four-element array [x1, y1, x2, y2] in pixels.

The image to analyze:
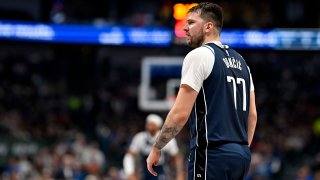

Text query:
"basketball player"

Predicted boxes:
[[123, 114, 184, 180], [147, 2, 257, 180]]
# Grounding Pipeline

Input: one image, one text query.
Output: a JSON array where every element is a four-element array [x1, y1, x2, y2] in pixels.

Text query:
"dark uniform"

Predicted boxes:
[[188, 43, 252, 180]]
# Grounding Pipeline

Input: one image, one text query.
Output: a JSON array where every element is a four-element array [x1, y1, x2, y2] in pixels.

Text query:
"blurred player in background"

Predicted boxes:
[[123, 114, 184, 180], [147, 2, 257, 180]]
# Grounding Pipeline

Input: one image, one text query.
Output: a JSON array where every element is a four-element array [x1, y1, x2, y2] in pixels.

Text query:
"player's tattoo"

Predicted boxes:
[[154, 121, 183, 150]]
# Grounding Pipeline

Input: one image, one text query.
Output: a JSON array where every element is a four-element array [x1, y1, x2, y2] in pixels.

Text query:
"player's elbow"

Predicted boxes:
[[248, 110, 257, 123], [249, 91, 257, 124], [170, 111, 190, 125]]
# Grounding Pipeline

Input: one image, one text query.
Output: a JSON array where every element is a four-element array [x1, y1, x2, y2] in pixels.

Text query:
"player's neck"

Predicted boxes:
[[202, 36, 220, 46]]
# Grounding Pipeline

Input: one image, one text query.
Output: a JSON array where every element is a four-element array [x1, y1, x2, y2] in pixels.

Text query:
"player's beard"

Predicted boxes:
[[187, 28, 205, 48]]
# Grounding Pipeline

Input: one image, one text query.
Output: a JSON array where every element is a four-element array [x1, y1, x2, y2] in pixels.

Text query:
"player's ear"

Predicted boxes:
[[204, 22, 214, 33]]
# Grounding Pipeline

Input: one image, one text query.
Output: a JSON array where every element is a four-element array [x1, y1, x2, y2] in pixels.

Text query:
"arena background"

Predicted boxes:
[[0, 0, 320, 179]]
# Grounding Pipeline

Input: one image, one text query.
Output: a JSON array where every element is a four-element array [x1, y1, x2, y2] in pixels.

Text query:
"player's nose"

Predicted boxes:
[[183, 24, 189, 32]]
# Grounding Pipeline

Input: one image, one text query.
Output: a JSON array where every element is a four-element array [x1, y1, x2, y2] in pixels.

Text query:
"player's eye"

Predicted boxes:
[[186, 19, 194, 25]]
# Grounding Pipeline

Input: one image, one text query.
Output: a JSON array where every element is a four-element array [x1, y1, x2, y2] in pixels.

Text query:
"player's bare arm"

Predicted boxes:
[[248, 91, 257, 146], [146, 84, 198, 176]]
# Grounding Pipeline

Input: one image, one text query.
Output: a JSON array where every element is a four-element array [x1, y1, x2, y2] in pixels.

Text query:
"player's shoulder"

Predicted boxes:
[[228, 47, 243, 58], [184, 47, 215, 66], [231, 49, 248, 64], [186, 46, 214, 60]]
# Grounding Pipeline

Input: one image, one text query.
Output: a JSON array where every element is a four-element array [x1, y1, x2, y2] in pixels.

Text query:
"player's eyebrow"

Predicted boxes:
[[186, 19, 196, 24]]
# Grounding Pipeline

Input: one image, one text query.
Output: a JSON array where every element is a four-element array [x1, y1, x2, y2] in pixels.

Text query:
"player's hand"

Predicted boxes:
[[146, 145, 161, 176]]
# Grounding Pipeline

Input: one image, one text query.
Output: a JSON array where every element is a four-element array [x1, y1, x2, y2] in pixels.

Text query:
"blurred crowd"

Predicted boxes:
[[245, 52, 320, 180], [2, 132, 110, 179], [0, 44, 145, 179], [0, 0, 319, 28], [39, 0, 320, 28], [0, 43, 319, 180]]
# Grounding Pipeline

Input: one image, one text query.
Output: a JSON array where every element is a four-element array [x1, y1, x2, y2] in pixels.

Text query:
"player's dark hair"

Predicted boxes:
[[188, 2, 223, 33]]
